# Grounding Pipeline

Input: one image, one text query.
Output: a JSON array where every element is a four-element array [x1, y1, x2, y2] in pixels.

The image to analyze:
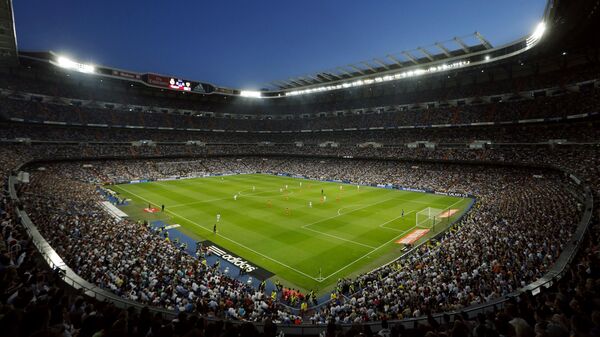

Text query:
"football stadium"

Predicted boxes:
[[0, 0, 599, 336]]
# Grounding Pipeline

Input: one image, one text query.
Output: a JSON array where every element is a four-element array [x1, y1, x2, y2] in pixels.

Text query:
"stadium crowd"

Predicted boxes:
[[6, 152, 581, 320], [1, 84, 599, 132], [0, 80, 597, 335], [2, 62, 598, 115], [1, 117, 599, 144]]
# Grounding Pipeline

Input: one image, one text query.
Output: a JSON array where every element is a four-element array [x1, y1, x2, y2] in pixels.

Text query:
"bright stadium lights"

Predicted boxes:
[[532, 21, 546, 40], [57, 56, 75, 68], [240, 90, 262, 98], [526, 21, 546, 48], [55, 56, 96, 74], [286, 60, 470, 96], [485, 55, 490, 61]]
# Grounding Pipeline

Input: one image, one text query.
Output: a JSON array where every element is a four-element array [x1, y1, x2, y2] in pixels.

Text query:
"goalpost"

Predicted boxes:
[[415, 207, 444, 230]]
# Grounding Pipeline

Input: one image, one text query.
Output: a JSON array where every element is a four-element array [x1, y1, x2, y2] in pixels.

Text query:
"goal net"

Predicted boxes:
[[416, 207, 444, 229]]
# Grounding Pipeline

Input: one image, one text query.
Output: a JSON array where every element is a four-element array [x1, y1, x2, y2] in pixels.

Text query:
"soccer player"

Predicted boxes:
[[323, 195, 327, 202], [299, 182, 302, 187], [309, 201, 312, 208], [216, 213, 221, 222], [213, 223, 217, 234], [279, 188, 283, 193], [234, 194, 237, 201], [401, 209, 404, 217], [161, 204, 165, 212], [321, 189, 324, 195], [285, 184, 288, 190], [285, 207, 290, 216], [252, 186, 255, 192]]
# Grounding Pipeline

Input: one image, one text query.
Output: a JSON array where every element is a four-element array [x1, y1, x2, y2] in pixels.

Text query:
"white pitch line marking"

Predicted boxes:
[[319, 225, 416, 281], [303, 198, 394, 229], [337, 204, 368, 216], [113, 184, 470, 283], [171, 190, 272, 208], [378, 210, 415, 231], [303, 226, 376, 249], [168, 181, 328, 207], [112, 185, 322, 281], [320, 198, 470, 281]]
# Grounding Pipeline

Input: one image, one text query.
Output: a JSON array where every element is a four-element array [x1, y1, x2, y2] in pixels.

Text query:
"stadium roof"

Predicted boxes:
[[265, 33, 493, 91], [0, 0, 18, 66], [11, 0, 594, 100]]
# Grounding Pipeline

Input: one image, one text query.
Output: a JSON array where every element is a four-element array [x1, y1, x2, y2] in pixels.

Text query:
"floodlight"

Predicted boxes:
[[284, 60, 470, 96], [526, 21, 546, 48], [55, 56, 95, 74], [57, 56, 75, 69], [240, 90, 262, 98], [531, 22, 546, 41]]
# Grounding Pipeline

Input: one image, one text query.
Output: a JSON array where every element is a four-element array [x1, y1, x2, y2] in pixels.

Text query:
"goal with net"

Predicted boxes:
[[415, 207, 444, 230]]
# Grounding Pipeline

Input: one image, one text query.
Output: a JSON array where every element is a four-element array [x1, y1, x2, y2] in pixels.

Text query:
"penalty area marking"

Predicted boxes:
[[378, 210, 415, 232], [318, 198, 470, 281], [319, 225, 417, 282]]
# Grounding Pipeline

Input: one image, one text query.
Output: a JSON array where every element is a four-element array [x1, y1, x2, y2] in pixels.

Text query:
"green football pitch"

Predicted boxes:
[[109, 173, 472, 292]]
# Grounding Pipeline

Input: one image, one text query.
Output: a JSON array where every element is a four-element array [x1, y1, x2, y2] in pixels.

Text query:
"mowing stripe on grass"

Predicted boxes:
[[112, 184, 324, 281], [302, 226, 377, 249], [303, 198, 395, 229], [111, 177, 471, 288], [320, 225, 416, 281], [320, 198, 469, 280], [378, 210, 416, 231]]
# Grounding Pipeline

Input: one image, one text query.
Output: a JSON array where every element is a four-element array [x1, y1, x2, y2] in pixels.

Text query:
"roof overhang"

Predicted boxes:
[[0, 0, 18, 65]]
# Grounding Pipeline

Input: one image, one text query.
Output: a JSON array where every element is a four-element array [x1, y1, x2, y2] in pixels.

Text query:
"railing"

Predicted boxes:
[[8, 157, 594, 336]]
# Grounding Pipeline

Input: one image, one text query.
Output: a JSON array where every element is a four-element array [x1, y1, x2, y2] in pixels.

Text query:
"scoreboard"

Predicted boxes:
[[169, 78, 192, 91], [143, 73, 213, 93]]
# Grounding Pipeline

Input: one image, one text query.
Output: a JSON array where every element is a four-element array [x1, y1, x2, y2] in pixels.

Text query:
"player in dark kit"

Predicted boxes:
[[213, 223, 217, 234]]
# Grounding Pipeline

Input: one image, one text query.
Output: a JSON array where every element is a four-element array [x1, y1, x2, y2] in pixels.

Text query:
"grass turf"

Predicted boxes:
[[109, 173, 472, 293]]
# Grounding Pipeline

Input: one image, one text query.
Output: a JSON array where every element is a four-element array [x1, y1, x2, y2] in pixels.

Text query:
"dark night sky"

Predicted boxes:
[[13, 0, 546, 89]]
